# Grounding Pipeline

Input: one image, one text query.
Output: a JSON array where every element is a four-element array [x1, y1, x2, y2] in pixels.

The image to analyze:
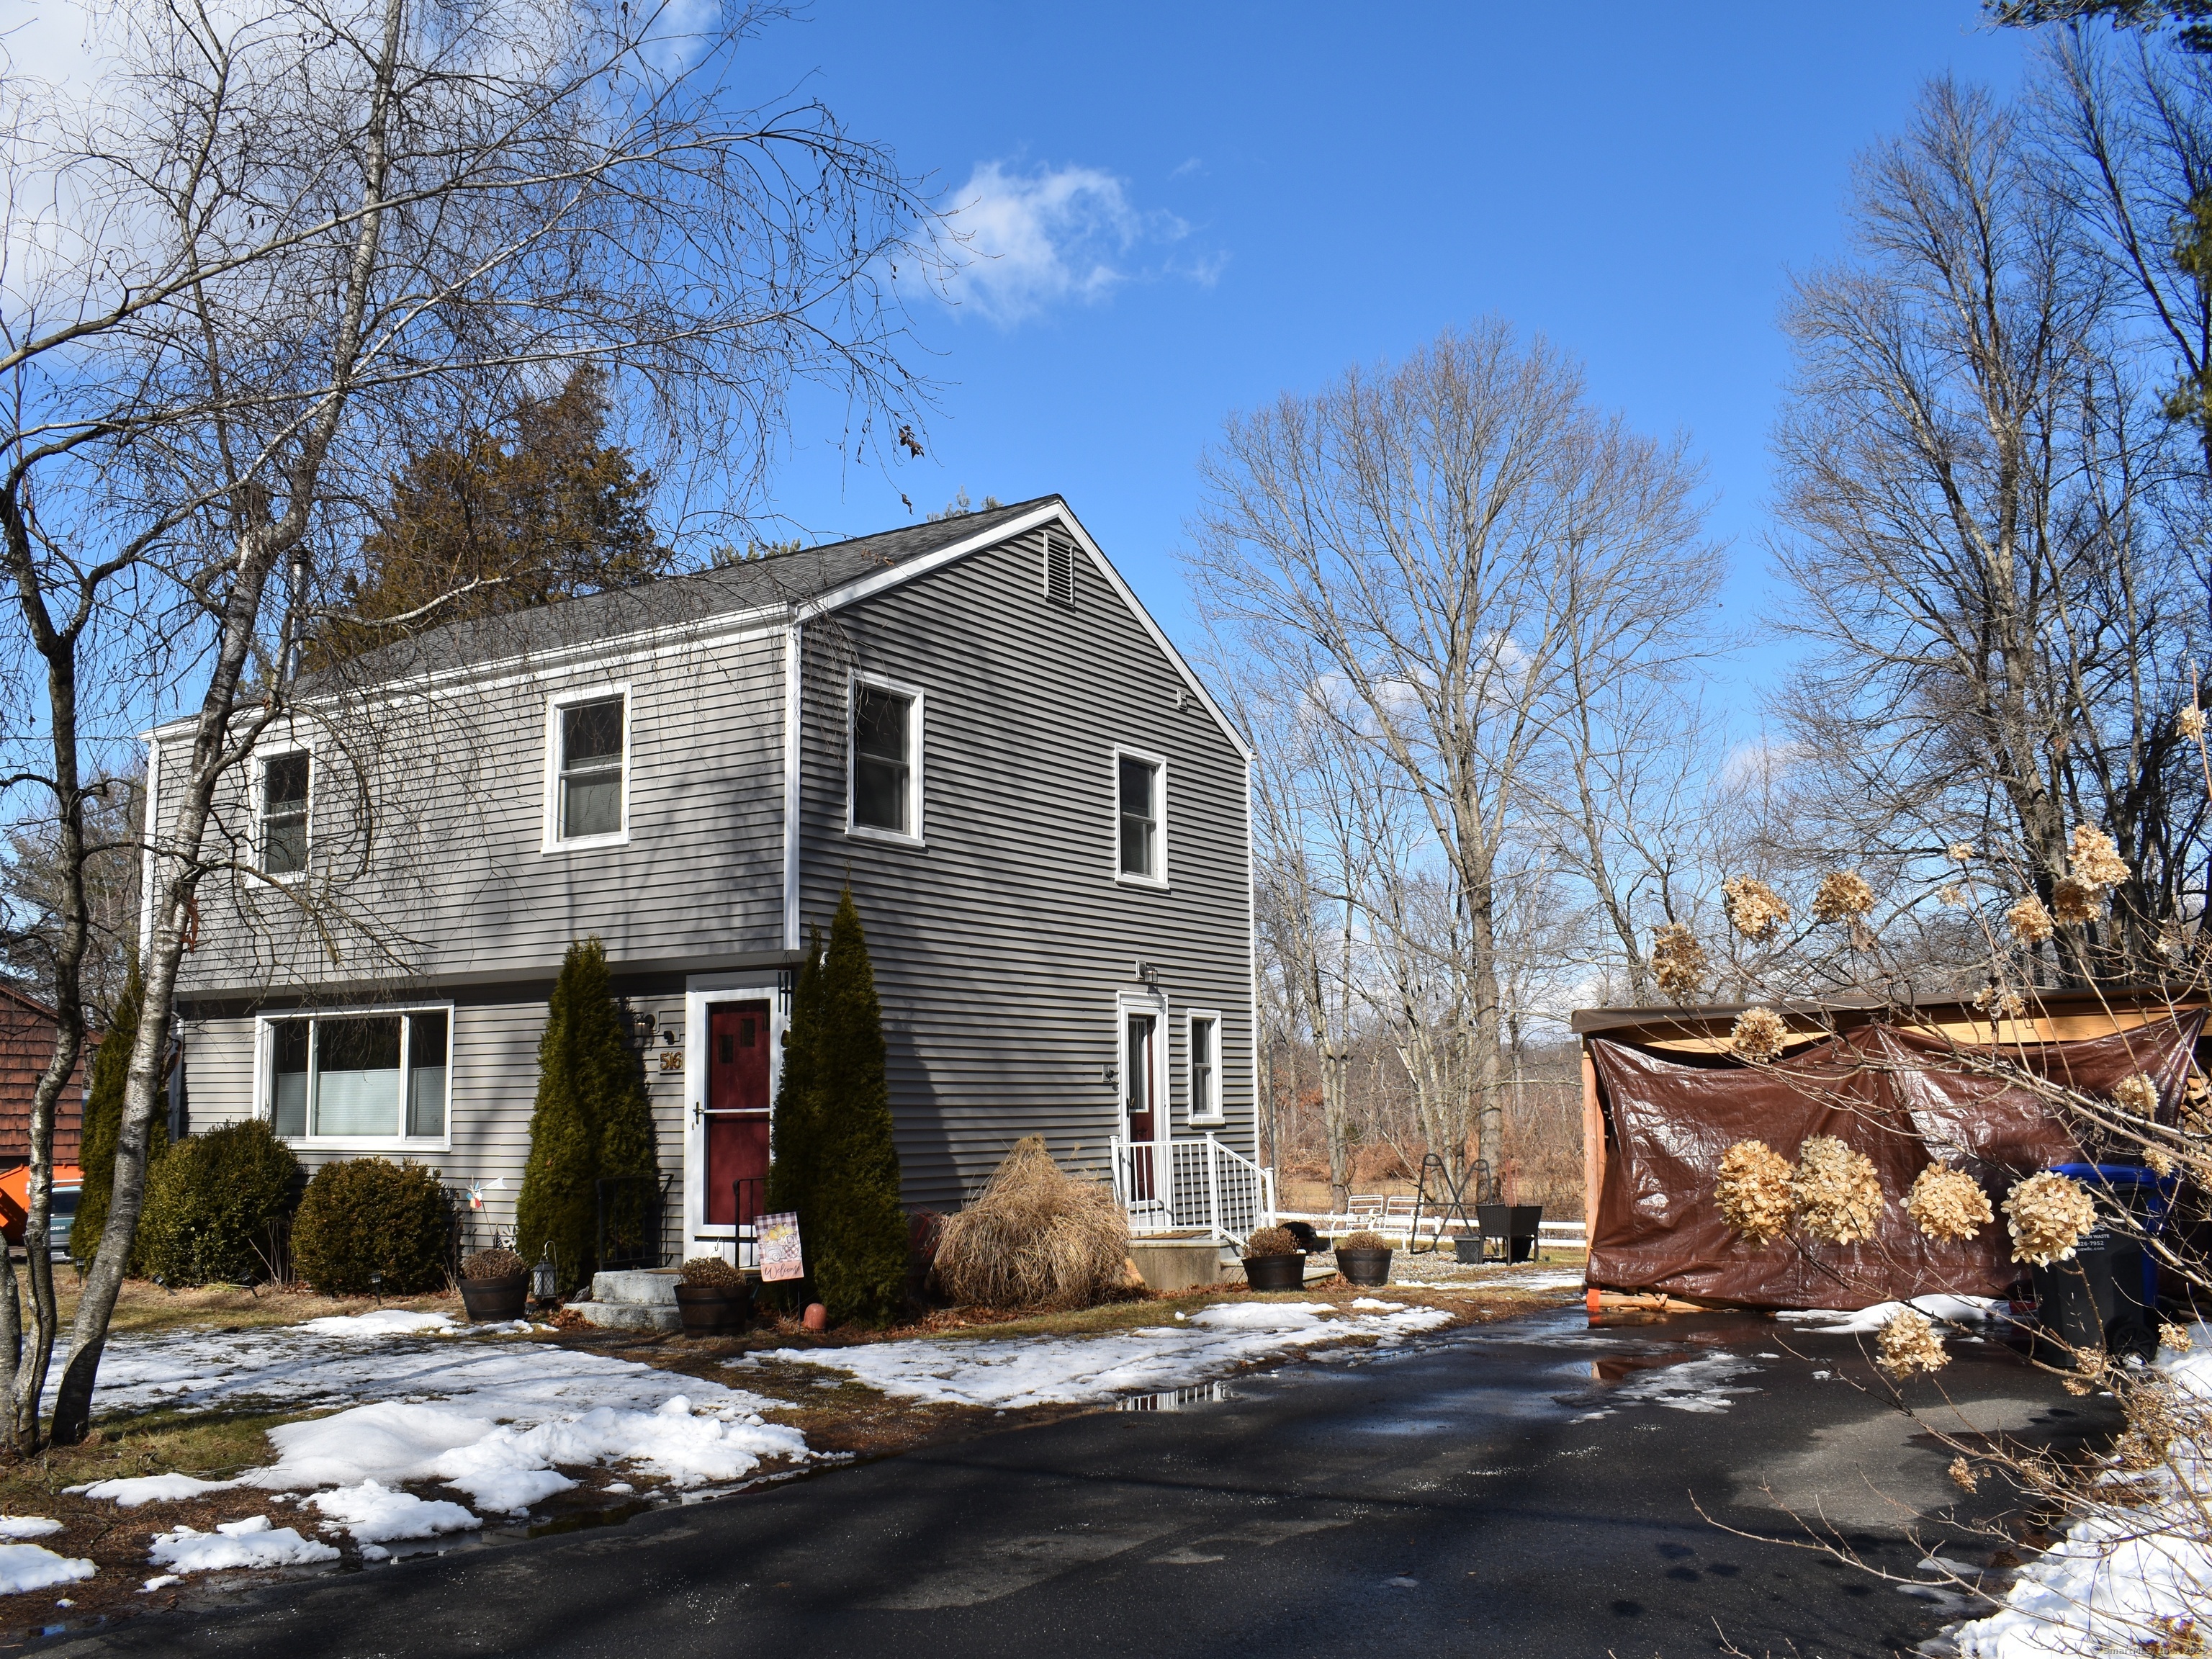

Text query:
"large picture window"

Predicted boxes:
[[557, 694, 626, 841], [850, 679, 922, 840], [267, 1010, 451, 1142], [262, 752, 310, 876]]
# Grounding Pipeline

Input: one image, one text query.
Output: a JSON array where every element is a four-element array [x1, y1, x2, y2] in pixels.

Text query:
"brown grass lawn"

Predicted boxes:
[[0, 1266, 1580, 1638]]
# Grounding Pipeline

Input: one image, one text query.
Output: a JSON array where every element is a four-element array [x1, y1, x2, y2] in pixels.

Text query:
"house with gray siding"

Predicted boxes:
[[146, 496, 1263, 1266]]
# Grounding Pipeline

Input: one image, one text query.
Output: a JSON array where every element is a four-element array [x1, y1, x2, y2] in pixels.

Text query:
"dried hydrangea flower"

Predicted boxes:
[[2062, 1375, 2095, 1396], [2007, 895, 2055, 943], [1650, 922, 1707, 1001], [1972, 983, 2028, 1020], [2145, 1146, 2176, 1178], [2003, 1171, 2099, 1267], [1947, 1455, 1978, 1493], [1876, 1308, 1948, 1376], [1905, 1164, 1992, 1242], [2114, 1072, 2160, 1118], [1792, 1136, 1884, 1245], [1937, 885, 1966, 908], [2052, 877, 2100, 925], [1812, 871, 1876, 924], [1721, 875, 1790, 943], [1714, 1139, 1796, 1245], [1729, 1006, 1789, 1064], [1947, 842, 1975, 863], [2181, 705, 2207, 740], [2161, 1321, 2193, 1354], [2070, 824, 2130, 890]]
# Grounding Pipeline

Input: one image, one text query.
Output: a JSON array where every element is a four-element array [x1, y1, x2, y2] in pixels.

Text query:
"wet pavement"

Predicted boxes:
[[57, 1303, 2110, 1659]]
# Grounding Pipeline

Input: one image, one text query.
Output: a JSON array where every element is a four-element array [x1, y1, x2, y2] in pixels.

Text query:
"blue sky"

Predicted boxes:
[[744, 3, 2036, 726]]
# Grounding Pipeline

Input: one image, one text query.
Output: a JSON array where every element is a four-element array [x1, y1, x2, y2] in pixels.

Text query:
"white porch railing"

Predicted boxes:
[[1109, 1134, 1277, 1246]]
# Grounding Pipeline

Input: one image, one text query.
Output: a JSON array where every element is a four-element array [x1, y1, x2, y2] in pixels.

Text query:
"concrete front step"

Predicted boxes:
[[568, 1300, 680, 1333], [572, 1267, 683, 1333]]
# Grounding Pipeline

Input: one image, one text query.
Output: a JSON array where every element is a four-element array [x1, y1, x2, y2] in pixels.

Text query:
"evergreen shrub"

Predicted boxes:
[[289, 1157, 451, 1295], [136, 1119, 300, 1285], [72, 961, 166, 1267]]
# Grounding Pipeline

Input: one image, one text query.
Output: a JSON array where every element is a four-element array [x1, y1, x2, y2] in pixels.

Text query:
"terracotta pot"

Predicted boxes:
[[1241, 1251, 1306, 1291], [458, 1272, 527, 1323], [1336, 1246, 1393, 1287], [802, 1302, 828, 1331], [674, 1281, 752, 1335]]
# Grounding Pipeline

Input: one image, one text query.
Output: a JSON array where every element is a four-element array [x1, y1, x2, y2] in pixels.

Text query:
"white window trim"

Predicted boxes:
[[1113, 989, 1171, 1146], [253, 742, 313, 885], [253, 1001, 456, 1154], [683, 972, 788, 1246], [1110, 745, 1169, 890], [541, 681, 632, 853], [845, 670, 927, 849], [1185, 1008, 1223, 1125]]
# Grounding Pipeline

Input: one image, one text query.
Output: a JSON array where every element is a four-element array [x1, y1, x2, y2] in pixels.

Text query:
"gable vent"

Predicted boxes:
[[1043, 530, 1076, 610]]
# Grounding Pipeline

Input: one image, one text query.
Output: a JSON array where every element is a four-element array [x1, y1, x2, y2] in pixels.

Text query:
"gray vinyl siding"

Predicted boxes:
[[796, 526, 1255, 1212]]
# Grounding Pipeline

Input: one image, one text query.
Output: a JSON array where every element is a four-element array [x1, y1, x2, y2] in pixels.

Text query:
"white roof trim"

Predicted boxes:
[[801, 500, 1253, 762]]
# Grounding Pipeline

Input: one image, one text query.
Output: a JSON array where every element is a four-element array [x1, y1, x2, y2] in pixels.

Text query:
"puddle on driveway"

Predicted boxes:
[[1115, 1382, 1235, 1413]]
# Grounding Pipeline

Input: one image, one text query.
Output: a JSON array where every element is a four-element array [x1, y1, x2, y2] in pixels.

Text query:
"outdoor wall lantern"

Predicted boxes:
[[530, 1246, 559, 1308], [631, 1012, 657, 1042]]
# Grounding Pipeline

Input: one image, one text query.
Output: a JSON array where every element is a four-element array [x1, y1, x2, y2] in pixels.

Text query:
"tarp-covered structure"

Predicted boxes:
[[1586, 1016, 2203, 1310]]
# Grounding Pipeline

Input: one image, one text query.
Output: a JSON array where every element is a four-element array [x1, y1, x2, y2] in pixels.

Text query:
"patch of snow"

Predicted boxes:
[[1609, 1353, 1761, 1414], [148, 1516, 340, 1575], [761, 1301, 1454, 1410], [0, 1519, 61, 1539], [304, 1482, 477, 1544], [604, 1482, 634, 1496], [67, 1473, 240, 1506], [295, 1310, 458, 1340], [138, 1575, 180, 1593], [1778, 1296, 2002, 1334], [0, 1545, 94, 1594], [1351, 1298, 1403, 1310]]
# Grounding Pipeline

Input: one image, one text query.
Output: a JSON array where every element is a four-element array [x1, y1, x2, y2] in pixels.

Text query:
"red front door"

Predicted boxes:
[[706, 1001, 770, 1226], [1125, 1012, 1158, 1200]]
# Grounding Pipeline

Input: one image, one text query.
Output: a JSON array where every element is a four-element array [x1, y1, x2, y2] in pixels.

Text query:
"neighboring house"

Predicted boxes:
[[0, 983, 86, 1170], [148, 496, 1262, 1263]]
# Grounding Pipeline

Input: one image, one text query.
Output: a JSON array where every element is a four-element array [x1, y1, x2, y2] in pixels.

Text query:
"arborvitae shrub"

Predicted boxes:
[[289, 1158, 451, 1295], [136, 1119, 300, 1285], [72, 961, 166, 1267], [515, 936, 656, 1292]]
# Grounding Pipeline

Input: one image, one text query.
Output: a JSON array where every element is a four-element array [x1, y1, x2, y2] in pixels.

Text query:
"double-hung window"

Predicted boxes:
[[850, 678, 922, 841], [1187, 1012, 1221, 1123], [267, 1009, 450, 1143], [262, 752, 310, 876], [550, 692, 626, 846], [1115, 750, 1166, 884]]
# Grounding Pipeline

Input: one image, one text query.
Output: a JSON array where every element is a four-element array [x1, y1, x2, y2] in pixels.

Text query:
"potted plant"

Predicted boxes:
[[1334, 1229, 1393, 1287], [457, 1246, 529, 1323], [673, 1255, 753, 1334], [1241, 1226, 1306, 1291]]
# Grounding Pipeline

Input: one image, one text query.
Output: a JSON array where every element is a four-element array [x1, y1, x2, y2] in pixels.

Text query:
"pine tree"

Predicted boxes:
[[765, 924, 824, 1302], [804, 890, 907, 1325], [72, 957, 164, 1266], [515, 937, 655, 1292]]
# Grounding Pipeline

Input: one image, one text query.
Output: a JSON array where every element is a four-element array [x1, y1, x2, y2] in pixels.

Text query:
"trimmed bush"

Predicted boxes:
[[289, 1158, 451, 1296], [72, 960, 167, 1267], [515, 937, 656, 1293], [136, 1119, 300, 1285]]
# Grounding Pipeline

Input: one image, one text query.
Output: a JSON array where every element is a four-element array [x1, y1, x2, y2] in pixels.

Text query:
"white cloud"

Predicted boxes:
[[940, 159, 1217, 326]]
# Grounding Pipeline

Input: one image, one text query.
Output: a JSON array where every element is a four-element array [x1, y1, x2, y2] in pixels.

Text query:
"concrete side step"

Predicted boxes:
[[590, 1269, 682, 1306], [570, 1299, 681, 1333]]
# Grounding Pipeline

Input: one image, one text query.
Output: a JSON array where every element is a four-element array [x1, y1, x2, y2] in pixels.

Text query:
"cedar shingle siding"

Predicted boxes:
[[0, 988, 85, 1166]]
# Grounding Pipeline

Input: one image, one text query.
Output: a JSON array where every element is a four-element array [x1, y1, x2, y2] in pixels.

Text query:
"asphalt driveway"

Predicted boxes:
[[58, 1304, 2107, 1659]]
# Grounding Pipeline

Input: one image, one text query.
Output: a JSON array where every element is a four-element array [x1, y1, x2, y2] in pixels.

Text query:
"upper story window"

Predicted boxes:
[[850, 678, 922, 843], [262, 751, 310, 876], [1188, 1012, 1221, 1123], [547, 690, 627, 848], [267, 1007, 450, 1143], [1116, 750, 1166, 884]]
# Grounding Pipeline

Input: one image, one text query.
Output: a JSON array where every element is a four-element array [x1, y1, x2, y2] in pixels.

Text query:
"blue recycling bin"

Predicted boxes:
[[2031, 1164, 2177, 1362]]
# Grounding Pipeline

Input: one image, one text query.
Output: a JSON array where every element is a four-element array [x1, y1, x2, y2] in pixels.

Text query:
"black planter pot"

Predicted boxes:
[[674, 1281, 753, 1336], [1242, 1251, 1306, 1291], [1336, 1246, 1393, 1287], [1454, 1235, 1485, 1264], [458, 1272, 528, 1323]]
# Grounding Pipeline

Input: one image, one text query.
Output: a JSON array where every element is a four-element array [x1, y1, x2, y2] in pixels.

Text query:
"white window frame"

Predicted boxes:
[[845, 670, 927, 848], [253, 1002, 456, 1154], [683, 971, 788, 1251], [1185, 1008, 1223, 1125], [254, 743, 313, 884], [1113, 988, 1171, 1146], [541, 682, 631, 853], [1110, 745, 1169, 889]]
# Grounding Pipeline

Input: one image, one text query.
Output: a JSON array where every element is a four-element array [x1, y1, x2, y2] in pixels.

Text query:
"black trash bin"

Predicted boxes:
[[2028, 1164, 2174, 1364]]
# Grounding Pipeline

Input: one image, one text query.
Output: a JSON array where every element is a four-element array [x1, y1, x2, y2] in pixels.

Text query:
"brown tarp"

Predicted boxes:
[[1586, 1016, 2204, 1310]]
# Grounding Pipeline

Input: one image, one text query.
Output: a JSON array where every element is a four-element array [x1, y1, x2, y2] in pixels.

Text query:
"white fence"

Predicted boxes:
[[1109, 1134, 1276, 1246]]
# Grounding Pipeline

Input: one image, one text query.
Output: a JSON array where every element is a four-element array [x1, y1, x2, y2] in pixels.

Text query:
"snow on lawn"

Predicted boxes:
[[148, 1516, 340, 1575], [0, 1542, 95, 1595], [304, 1482, 478, 1547], [1948, 1324, 2212, 1658], [756, 1298, 1456, 1409]]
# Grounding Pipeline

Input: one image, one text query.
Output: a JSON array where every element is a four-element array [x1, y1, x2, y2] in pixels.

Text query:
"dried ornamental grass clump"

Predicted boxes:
[[2114, 1072, 2161, 1119], [1876, 1308, 1949, 1376], [1244, 1226, 1300, 1257], [2007, 895, 2055, 943], [1714, 1139, 1795, 1245], [679, 1255, 745, 1287], [1650, 922, 1707, 1001], [462, 1247, 526, 1280], [1730, 1006, 1789, 1064], [1791, 1136, 1884, 1245], [1722, 876, 1790, 943], [932, 1136, 1133, 1311], [1812, 871, 1876, 924], [2070, 824, 2130, 891], [1905, 1164, 1992, 1243], [2003, 1171, 2099, 1267]]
